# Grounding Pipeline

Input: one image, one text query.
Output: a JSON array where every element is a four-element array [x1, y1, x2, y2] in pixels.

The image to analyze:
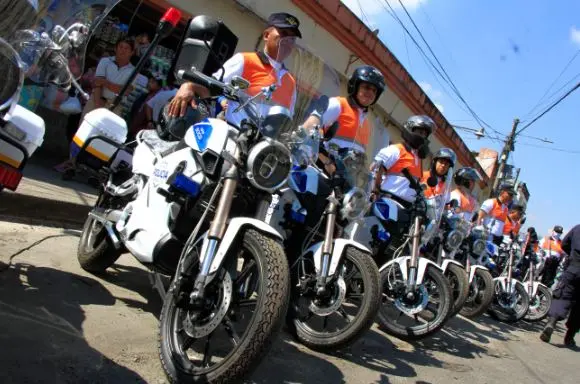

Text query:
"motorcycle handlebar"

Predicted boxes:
[[177, 69, 227, 97]]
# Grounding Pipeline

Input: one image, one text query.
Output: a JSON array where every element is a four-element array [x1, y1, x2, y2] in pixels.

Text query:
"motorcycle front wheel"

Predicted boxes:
[[378, 264, 452, 341], [158, 229, 290, 383], [488, 281, 530, 323], [444, 263, 469, 317], [287, 248, 380, 352], [524, 285, 552, 322], [459, 268, 494, 319]]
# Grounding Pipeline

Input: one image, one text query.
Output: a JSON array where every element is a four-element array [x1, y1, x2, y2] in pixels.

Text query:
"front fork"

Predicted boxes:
[[190, 156, 239, 300], [506, 248, 515, 293], [317, 196, 339, 295], [406, 216, 422, 293]]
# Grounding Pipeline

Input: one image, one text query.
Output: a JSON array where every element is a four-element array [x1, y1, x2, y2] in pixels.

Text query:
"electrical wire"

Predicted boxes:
[[517, 81, 580, 134], [516, 141, 580, 154]]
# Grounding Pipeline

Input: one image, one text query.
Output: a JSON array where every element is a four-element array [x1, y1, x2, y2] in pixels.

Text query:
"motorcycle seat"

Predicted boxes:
[[140, 129, 179, 157]]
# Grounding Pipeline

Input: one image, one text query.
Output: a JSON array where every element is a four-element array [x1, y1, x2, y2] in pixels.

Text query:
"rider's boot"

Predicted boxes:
[[540, 317, 557, 343], [564, 329, 577, 347]]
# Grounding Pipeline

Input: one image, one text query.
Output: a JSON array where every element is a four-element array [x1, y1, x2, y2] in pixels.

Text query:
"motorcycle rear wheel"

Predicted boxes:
[[77, 193, 122, 273]]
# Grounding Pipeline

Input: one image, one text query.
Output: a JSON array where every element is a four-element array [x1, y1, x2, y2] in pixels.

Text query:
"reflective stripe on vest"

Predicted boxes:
[[331, 97, 370, 148], [541, 236, 563, 254], [241, 52, 295, 109], [385, 143, 422, 179], [421, 171, 446, 198], [453, 188, 477, 214]]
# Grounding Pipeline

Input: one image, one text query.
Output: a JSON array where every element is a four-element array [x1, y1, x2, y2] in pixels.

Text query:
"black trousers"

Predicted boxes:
[[549, 263, 580, 334]]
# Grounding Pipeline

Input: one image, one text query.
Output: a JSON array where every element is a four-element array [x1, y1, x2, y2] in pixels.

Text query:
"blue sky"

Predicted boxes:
[[341, 0, 580, 236]]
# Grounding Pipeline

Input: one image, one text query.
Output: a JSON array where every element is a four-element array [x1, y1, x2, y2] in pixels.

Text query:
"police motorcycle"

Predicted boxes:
[[74, 15, 329, 381], [487, 234, 530, 323], [346, 168, 453, 340], [262, 117, 381, 351], [413, 155, 469, 318], [514, 232, 552, 322], [452, 225, 495, 319], [0, 0, 104, 191]]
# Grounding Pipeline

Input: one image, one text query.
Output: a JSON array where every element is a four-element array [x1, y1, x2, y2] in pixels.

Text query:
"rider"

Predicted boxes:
[[503, 205, 524, 240], [420, 147, 456, 203], [448, 167, 480, 221], [475, 183, 515, 246], [301, 65, 386, 176], [538, 225, 565, 287], [167, 12, 302, 125], [370, 115, 435, 206]]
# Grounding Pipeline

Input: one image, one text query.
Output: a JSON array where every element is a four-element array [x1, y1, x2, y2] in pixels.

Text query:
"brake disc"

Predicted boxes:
[[183, 272, 233, 338], [394, 284, 429, 315], [308, 275, 347, 316]]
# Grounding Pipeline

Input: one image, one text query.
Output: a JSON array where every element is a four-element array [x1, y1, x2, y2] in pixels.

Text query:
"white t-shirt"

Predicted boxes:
[[211, 52, 297, 128], [479, 198, 508, 236], [95, 57, 135, 100], [319, 97, 367, 153], [146, 88, 178, 122], [373, 144, 420, 203]]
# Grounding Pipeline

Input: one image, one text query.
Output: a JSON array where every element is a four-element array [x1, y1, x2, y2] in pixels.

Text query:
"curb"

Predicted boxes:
[[0, 192, 92, 229]]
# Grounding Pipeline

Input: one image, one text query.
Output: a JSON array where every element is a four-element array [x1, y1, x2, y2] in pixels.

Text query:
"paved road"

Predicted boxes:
[[0, 221, 577, 384]]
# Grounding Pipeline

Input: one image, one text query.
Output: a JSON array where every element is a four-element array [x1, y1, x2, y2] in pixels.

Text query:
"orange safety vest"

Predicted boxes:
[[331, 97, 370, 147], [452, 188, 477, 214], [421, 171, 446, 198], [486, 199, 508, 222], [241, 52, 295, 109], [540, 236, 563, 254], [384, 143, 422, 179], [503, 218, 521, 236]]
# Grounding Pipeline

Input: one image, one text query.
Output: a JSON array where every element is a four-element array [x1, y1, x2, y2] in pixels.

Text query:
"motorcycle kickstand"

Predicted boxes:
[[148, 271, 167, 300]]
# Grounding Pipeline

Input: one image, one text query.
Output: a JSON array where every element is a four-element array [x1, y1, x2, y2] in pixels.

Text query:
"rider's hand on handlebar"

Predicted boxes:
[[167, 82, 198, 117]]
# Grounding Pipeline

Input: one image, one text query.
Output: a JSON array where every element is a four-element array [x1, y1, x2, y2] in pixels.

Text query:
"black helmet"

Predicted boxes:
[[157, 99, 208, 141], [454, 167, 479, 188], [432, 148, 457, 168], [402, 115, 436, 150], [498, 182, 515, 195], [554, 225, 563, 234], [347, 65, 385, 107]]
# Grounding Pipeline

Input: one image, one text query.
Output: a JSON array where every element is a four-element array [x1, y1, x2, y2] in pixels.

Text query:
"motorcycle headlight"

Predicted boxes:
[[472, 239, 487, 255], [246, 139, 291, 192], [445, 230, 465, 251], [340, 187, 368, 221]]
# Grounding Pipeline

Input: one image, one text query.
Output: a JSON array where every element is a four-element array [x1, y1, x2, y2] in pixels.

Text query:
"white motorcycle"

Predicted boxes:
[[75, 15, 322, 382], [264, 123, 381, 351], [0, 0, 102, 191], [345, 169, 453, 340]]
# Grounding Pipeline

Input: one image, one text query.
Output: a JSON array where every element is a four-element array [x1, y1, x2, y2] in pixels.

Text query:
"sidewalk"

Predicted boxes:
[[0, 158, 98, 227]]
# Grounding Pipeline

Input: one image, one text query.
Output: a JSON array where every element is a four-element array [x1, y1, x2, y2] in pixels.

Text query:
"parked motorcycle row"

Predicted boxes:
[[0, 3, 556, 383]]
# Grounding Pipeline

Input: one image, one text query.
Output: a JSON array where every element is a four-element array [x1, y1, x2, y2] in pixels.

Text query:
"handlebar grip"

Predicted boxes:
[[177, 69, 224, 96]]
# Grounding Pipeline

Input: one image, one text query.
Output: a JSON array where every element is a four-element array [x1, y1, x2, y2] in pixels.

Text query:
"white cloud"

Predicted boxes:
[[435, 103, 445, 113], [341, 0, 427, 21], [419, 81, 445, 113], [570, 26, 580, 46]]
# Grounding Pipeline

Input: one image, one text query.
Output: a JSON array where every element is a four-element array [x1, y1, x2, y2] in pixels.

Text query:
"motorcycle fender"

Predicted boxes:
[[522, 281, 549, 298], [343, 215, 383, 249], [206, 218, 284, 274], [305, 239, 371, 276], [468, 265, 489, 284], [379, 256, 443, 285], [493, 276, 525, 294], [441, 259, 465, 274]]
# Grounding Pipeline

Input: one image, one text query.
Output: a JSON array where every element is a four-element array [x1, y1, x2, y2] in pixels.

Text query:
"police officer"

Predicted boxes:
[[167, 12, 302, 123], [540, 224, 580, 347], [475, 183, 515, 246], [300, 65, 385, 176]]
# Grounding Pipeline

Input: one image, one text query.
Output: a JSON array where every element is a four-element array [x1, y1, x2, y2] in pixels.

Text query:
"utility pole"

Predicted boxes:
[[490, 118, 520, 197]]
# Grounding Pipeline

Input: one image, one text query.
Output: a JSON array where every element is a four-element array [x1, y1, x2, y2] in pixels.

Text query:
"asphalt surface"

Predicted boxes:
[[0, 221, 577, 384]]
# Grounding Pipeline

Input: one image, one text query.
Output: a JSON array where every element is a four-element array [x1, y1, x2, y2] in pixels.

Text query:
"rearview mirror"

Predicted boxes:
[[313, 95, 329, 116], [230, 75, 249, 90]]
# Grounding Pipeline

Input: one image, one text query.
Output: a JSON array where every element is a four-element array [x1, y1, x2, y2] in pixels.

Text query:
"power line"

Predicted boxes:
[[517, 141, 580, 154], [522, 70, 580, 123], [517, 81, 580, 134], [523, 49, 580, 120]]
